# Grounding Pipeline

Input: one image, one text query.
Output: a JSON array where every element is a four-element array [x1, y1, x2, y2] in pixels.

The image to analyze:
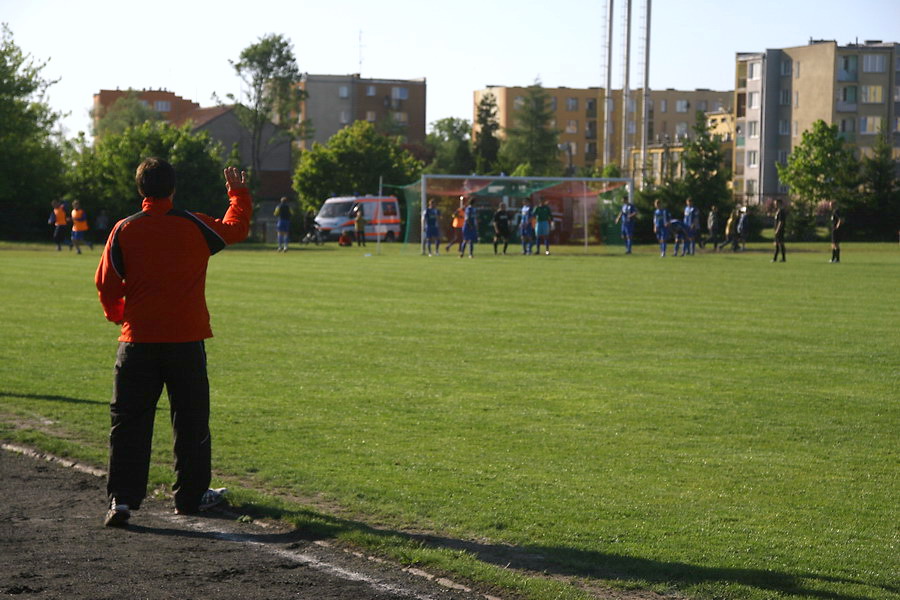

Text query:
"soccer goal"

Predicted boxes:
[[399, 174, 633, 252]]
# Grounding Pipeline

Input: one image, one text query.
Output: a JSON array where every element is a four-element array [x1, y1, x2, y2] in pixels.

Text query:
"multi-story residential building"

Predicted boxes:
[[92, 89, 200, 132], [474, 86, 732, 176], [734, 39, 899, 205], [298, 74, 426, 150]]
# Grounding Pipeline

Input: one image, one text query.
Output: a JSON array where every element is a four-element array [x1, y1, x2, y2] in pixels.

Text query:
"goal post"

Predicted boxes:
[[399, 174, 632, 252]]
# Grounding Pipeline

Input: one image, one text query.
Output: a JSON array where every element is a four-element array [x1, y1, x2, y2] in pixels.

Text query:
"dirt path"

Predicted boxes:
[[0, 445, 496, 600]]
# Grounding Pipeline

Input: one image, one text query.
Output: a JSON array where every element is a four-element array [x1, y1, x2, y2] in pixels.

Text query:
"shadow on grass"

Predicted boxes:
[[0, 390, 106, 406], [128, 499, 893, 600]]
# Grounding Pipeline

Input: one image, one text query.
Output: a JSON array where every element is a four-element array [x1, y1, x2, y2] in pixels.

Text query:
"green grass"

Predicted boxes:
[[1, 241, 898, 600]]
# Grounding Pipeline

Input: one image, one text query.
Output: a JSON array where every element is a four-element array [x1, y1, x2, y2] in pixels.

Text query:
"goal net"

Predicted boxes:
[[398, 174, 632, 251]]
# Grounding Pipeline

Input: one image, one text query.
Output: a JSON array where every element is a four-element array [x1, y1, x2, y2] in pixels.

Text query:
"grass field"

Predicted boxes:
[[1, 240, 897, 600]]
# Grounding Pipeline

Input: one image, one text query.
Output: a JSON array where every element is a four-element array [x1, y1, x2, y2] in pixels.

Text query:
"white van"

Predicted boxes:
[[315, 196, 402, 242]]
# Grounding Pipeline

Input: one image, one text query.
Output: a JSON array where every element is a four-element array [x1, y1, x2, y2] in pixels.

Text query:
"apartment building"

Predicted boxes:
[[734, 39, 899, 205], [92, 89, 200, 131], [474, 86, 732, 175], [298, 74, 426, 150]]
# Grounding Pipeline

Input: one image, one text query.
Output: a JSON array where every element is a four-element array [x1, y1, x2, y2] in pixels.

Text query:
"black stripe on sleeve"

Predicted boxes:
[[166, 209, 227, 255], [110, 211, 147, 279]]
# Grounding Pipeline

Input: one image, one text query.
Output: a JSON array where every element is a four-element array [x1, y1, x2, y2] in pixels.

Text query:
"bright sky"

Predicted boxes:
[[5, 0, 899, 139]]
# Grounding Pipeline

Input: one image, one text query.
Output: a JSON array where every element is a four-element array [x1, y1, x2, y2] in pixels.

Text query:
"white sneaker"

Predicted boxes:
[[104, 499, 131, 527]]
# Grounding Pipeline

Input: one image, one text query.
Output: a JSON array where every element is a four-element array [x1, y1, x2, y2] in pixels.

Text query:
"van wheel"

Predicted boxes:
[[385, 231, 396, 242]]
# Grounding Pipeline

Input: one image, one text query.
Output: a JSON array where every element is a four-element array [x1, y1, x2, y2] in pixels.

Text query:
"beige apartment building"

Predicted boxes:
[[298, 74, 426, 150], [474, 86, 732, 176], [734, 39, 899, 205], [92, 89, 200, 133]]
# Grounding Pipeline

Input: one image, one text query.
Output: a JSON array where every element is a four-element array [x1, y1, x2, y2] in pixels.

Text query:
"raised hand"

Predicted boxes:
[[224, 166, 249, 193]]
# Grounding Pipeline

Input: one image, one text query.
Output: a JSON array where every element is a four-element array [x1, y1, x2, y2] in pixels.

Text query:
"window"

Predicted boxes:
[[566, 97, 578, 111], [627, 98, 636, 113], [713, 100, 723, 111], [840, 118, 855, 133], [793, 91, 799, 108], [381, 202, 398, 217], [861, 85, 884, 103], [675, 121, 689, 137], [339, 110, 350, 124], [780, 60, 792, 76], [513, 96, 524, 110], [338, 86, 349, 99], [366, 85, 376, 97], [794, 61, 800, 78], [565, 119, 578, 134], [366, 111, 376, 122], [777, 150, 788, 164], [895, 117, 900, 133], [749, 62, 761, 79], [778, 119, 790, 135], [780, 89, 791, 105], [793, 121, 799, 137], [392, 111, 408, 124], [154, 100, 171, 112], [748, 92, 760, 109], [748, 121, 759, 138], [862, 54, 886, 72], [391, 87, 408, 100], [627, 120, 636, 134], [659, 99, 667, 113], [675, 99, 689, 113], [842, 86, 858, 102], [697, 100, 708, 112], [746, 179, 757, 195], [747, 150, 758, 167], [548, 97, 558, 111], [859, 116, 881, 134], [895, 86, 900, 102], [840, 55, 858, 73]]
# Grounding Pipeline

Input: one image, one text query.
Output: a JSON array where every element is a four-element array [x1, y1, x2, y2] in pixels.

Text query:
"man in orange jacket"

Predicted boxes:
[[95, 158, 252, 526]]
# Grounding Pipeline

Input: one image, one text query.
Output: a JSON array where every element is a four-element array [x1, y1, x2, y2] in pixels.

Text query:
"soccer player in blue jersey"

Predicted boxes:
[[652, 199, 669, 257], [422, 199, 440, 256], [683, 198, 698, 255], [460, 198, 478, 258], [519, 199, 535, 255], [615, 197, 637, 254], [669, 219, 687, 256]]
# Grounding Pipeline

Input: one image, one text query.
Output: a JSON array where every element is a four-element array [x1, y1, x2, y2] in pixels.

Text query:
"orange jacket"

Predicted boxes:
[[71, 208, 89, 232], [95, 189, 252, 343]]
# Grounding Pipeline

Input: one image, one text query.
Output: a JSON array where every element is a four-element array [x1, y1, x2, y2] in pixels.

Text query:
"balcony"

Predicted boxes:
[[839, 132, 857, 143], [837, 69, 858, 82], [836, 101, 858, 112], [736, 135, 745, 147]]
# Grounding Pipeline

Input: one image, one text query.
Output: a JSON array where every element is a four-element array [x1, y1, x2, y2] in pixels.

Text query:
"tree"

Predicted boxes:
[[0, 24, 66, 239], [853, 127, 900, 240], [424, 117, 475, 174], [229, 34, 304, 177], [91, 90, 163, 139], [473, 93, 501, 174], [498, 82, 562, 176], [293, 121, 422, 212], [680, 111, 731, 218], [777, 120, 859, 240], [65, 122, 226, 221]]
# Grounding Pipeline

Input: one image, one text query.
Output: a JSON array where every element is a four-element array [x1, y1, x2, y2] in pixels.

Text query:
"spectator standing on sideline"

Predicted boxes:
[[683, 198, 698, 255], [533, 198, 553, 255], [615, 196, 637, 254], [830, 201, 844, 263], [519, 198, 535, 255], [353, 203, 366, 247], [492, 202, 511, 255], [274, 197, 292, 252], [95, 158, 252, 527], [706, 205, 720, 251], [422, 199, 441, 256], [772, 199, 787, 262], [49, 200, 71, 251], [460, 198, 478, 258], [653, 199, 670, 257], [70, 200, 93, 254]]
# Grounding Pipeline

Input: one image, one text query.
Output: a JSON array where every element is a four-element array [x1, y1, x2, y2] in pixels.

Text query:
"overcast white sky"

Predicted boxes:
[[5, 0, 899, 139]]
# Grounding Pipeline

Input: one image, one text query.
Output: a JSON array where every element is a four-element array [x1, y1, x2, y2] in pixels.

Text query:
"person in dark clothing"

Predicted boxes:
[[772, 199, 787, 262], [830, 202, 844, 263], [95, 158, 252, 527], [492, 202, 511, 255]]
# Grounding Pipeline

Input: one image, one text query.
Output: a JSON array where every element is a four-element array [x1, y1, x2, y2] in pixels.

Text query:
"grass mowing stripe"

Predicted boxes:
[[1, 242, 897, 600]]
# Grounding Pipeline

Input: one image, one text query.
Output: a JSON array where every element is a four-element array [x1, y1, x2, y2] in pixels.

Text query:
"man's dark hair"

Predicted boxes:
[[135, 157, 176, 198]]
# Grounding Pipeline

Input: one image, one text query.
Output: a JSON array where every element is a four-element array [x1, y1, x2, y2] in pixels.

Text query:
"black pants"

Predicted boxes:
[[107, 341, 211, 512]]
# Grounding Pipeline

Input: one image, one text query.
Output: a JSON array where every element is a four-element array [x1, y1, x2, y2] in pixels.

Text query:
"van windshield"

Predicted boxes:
[[319, 202, 354, 218]]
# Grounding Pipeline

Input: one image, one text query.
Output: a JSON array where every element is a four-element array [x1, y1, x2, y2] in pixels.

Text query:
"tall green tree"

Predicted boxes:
[[498, 82, 561, 176], [0, 24, 65, 238], [293, 121, 422, 211], [424, 117, 474, 174], [680, 111, 732, 218], [228, 34, 304, 177], [91, 90, 163, 139], [65, 122, 226, 221], [777, 120, 859, 240], [473, 92, 501, 174], [853, 127, 899, 240]]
